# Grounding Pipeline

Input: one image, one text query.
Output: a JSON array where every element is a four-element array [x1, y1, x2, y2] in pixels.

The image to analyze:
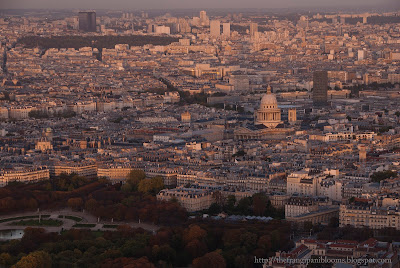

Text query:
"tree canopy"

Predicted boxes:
[[371, 170, 397, 182], [18, 35, 179, 50]]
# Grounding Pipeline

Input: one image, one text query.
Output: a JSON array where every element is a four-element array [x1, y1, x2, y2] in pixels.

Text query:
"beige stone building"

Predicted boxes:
[[340, 200, 400, 230], [181, 111, 191, 123], [8, 106, 33, 120], [0, 167, 50, 187], [286, 169, 342, 201], [285, 196, 339, 225], [50, 161, 97, 179], [234, 86, 294, 140], [97, 165, 132, 183], [157, 187, 213, 212], [269, 192, 289, 208], [254, 86, 283, 128], [35, 140, 53, 151]]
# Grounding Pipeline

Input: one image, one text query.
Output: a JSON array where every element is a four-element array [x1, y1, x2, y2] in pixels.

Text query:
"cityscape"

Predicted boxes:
[[0, 0, 400, 267]]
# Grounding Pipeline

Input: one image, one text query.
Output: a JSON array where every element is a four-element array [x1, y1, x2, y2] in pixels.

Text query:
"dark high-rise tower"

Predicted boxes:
[[79, 12, 97, 32], [313, 71, 328, 106]]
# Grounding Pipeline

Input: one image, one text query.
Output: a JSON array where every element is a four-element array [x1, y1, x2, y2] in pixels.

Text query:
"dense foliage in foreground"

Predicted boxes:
[[3, 221, 400, 267], [0, 220, 293, 268], [0, 174, 187, 225]]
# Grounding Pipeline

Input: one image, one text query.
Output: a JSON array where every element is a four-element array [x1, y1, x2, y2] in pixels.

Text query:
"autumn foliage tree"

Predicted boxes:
[[208, 192, 284, 219], [12, 251, 51, 268], [0, 253, 13, 266], [252, 193, 267, 216], [212, 191, 225, 206], [193, 251, 226, 268], [137, 177, 164, 195], [67, 197, 83, 211], [126, 170, 146, 189], [0, 219, 295, 267], [101, 257, 155, 268], [183, 225, 207, 244], [0, 174, 186, 225]]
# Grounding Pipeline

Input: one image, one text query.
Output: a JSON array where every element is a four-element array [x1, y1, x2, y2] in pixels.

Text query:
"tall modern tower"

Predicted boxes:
[[313, 71, 328, 106], [250, 22, 258, 38], [79, 12, 97, 32], [200, 11, 209, 26], [222, 23, 231, 37], [200, 11, 207, 20], [210, 20, 220, 37]]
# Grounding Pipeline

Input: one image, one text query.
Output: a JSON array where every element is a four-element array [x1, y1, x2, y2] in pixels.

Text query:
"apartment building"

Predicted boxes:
[[340, 197, 400, 230], [49, 161, 97, 179], [157, 187, 213, 212], [287, 169, 342, 201], [0, 166, 50, 187]]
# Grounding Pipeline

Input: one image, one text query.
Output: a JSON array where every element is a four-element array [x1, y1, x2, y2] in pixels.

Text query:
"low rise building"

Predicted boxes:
[[285, 196, 339, 225], [157, 187, 213, 212], [0, 166, 49, 187], [50, 161, 97, 179], [97, 165, 132, 184], [287, 169, 342, 201], [340, 198, 400, 230]]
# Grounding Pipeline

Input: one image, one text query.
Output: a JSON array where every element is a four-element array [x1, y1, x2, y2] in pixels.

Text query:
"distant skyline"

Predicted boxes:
[[1, 0, 399, 11]]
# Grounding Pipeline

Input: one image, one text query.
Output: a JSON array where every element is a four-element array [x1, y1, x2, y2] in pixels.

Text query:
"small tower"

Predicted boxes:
[[288, 108, 297, 124], [358, 145, 367, 162], [181, 111, 191, 123], [43, 128, 53, 141], [363, 16, 367, 24]]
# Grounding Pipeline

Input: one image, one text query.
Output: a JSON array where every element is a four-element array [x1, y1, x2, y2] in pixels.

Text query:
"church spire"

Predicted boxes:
[[267, 85, 271, 94]]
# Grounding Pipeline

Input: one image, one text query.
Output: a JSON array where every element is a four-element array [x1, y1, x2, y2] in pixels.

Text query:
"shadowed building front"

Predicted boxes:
[[313, 70, 328, 106]]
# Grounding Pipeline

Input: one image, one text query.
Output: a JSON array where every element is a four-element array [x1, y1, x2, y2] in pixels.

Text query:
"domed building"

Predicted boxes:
[[254, 86, 282, 128], [234, 85, 295, 140]]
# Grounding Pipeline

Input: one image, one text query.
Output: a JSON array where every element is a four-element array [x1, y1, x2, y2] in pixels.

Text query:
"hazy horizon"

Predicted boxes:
[[1, 0, 399, 11]]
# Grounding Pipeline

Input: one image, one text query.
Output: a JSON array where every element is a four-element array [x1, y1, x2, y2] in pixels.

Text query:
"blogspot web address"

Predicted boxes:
[[254, 256, 392, 266]]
